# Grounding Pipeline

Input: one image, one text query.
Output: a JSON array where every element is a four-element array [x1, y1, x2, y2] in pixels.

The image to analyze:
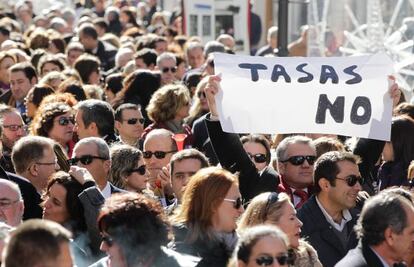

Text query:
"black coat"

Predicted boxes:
[[335, 242, 385, 267], [0, 166, 42, 219], [205, 117, 279, 202], [172, 224, 231, 267], [192, 114, 218, 165], [297, 195, 359, 267], [89, 40, 117, 72]]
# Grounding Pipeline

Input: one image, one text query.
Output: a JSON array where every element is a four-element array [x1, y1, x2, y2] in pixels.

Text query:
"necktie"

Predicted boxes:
[[293, 189, 308, 208]]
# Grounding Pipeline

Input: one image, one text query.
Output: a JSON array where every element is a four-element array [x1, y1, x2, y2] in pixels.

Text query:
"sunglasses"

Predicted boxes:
[[161, 66, 177, 73], [101, 235, 114, 247], [68, 155, 109, 166], [124, 118, 145, 125], [143, 150, 176, 159], [223, 197, 243, 209], [281, 155, 316, 166], [129, 165, 146, 175], [55, 116, 75, 126], [255, 254, 289, 266], [197, 91, 206, 99], [247, 153, 267, 163], [336, 175, 364, 187]]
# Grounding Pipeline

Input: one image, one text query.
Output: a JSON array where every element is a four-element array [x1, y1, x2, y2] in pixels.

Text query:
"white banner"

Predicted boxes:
[[214, 53, 394, 141]]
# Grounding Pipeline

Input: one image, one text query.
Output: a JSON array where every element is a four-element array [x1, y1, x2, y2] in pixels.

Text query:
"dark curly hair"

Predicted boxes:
[[98, 193, 171, 266], [44, 171, 86, 233], [30, 102, 72, 137]]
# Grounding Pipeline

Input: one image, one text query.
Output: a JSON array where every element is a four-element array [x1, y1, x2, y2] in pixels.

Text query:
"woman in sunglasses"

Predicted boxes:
[[173, 167, 244, 267], [232, 225, 290, 267], [30, 102, 76, 157], [185, 76, 210, 127], [204, 76, 279, 203], [142, 83, 193, 147], [109, 144, 153, 196], [238, 192, 322, 267]]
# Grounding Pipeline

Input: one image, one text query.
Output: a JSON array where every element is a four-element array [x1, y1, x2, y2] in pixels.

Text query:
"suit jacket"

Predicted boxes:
[[205, 117, 279, 203], [335, 242, 386, 267], [109, 182, 125, 194], [0, 166, 42, 219], [297, 195, 359, 267]]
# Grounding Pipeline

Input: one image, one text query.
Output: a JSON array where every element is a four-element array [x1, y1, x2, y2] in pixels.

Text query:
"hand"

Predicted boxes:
[[157, 165, 173, 195], [69, 166, 95, 185], [205, 74, 222, 117], [388, 75, 400, 108]]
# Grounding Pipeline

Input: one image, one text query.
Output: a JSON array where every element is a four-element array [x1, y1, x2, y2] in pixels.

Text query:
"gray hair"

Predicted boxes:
[[356, 192, 413, 246], [74, 137, 110, 159], [276, 135, 315, 162], [156, 52, 176, 67], [115, 47, 134, 68], [0, 179, 22, 200], [76, 99, 115, 137], [267, 26, 278, 40], [204, 41, 225, 57], [185, 42, 204, 56]]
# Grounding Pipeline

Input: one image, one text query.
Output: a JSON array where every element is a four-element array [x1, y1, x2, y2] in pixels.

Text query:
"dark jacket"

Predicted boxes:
[[89, 40, 117, 72], [173, 224, 233, 267], [297, 195, 359, 267], [89, 247, 200, 267], [378, 161, 409, 190], [0, 166, 42, 219], [192, 114, 218, 165], [335, 242, 385, 267], [205, 117, 279, 202]]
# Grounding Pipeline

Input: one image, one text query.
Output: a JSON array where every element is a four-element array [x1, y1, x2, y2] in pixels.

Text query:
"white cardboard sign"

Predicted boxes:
[[214, 52, 394, 141]]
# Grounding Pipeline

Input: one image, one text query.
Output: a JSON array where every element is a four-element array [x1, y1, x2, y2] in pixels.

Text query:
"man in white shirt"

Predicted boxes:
[[297, 151, 362, 267]]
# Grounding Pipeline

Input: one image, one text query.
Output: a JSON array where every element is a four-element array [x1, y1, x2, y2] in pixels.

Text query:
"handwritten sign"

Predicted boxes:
[[214, 53, 394, 141]]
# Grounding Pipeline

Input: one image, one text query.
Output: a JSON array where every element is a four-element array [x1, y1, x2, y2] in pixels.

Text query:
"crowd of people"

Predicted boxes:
[[0, 0, 414, 267]]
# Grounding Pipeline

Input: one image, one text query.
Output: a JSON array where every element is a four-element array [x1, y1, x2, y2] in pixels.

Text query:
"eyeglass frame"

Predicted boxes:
[[223, 197, 243, 209], [255, 253, 289, 266], [142, 150, 177, 159], [123, 118, 145, 125], [3, 124, 27, 132], [54, 116, 75, 126], [128, 165, 146, 175], [68, 155, 109, 166], [280, 155, 316, 166], [335, 175, 364, 187]]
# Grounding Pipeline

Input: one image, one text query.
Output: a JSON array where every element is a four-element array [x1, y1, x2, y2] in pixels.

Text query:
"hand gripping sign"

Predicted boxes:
[[213, 52, 394, 141]]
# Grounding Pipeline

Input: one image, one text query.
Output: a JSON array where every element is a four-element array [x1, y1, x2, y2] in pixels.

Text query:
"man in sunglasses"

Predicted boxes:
[[71, 137, 123, 199], [156, 52, 178, 86], [298, 151, 362, 267], [276, 135, 317, 209], [143, 129, 177, 206], [114, 103, 144, 147]]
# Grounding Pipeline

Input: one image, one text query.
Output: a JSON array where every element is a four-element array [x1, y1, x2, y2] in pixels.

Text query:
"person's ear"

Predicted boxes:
[[318, 178, 331, 192], [114, 120, 122, 131], [28, 163, 38, 176], [384, 227, 394, 246]]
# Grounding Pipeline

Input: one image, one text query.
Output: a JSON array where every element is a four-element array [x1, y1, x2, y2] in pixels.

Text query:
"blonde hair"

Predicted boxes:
[[146, 83, 191, 123], [238, 192, 291, 232], [187, 76, 208, 119], [173, 167, 238, 242]]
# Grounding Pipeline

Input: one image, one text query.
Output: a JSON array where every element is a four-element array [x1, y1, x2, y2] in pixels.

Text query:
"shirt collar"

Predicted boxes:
[[315, 195, 352, 231], [100, 182, 111, 199]]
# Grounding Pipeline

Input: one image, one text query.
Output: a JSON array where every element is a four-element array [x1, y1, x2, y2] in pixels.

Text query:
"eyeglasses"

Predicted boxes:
[[161, 66, 177, 73], [101, 234, 114, 247], [255, 254, 289, 266], [0, 199, 20, 209], [281, 155, 316, 166], [223, 197, 243, 209], [55, 116, 75, 126], [68, 155, 109, 166], [143, 150, 176, 159], [263, 192, 279, 220], [335, 175, 364, 187], [129, 165, 146, 175], [124, 118, 145, 125], [197, 91, 206, 99], [3, 124, 27, 132], [247, 153, 267, 163]]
